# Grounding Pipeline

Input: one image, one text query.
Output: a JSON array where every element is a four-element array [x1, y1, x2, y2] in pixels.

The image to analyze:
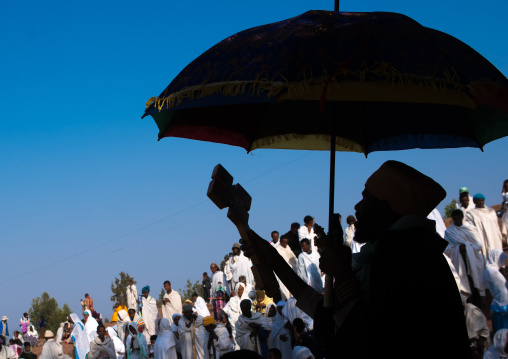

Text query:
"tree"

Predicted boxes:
[[28, 293, 72, 335], [156, 288, 165, 309], [178, 279, 204, 302], [444, 199, 458, 218], [111, 272, 136, 309]]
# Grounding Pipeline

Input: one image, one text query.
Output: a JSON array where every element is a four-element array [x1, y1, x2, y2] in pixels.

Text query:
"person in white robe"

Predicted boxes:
[[126, 322, 148, 359], [84, 310, 99, 343], [269, 301, 292, 359], [40, 331, 71, 359], [0, 342, 16, 359], [106, 328, 126, 359], [55, 324, 64, 344], [281, 298, 313, 331], [229, 243, 254, 287], [298, 216, 318, 253], [297, 238, 323, 293], [192, 294, 210, 318], [276, 236, 298, 300], [466, 193, 504, 258], [169, 315, 181, 356], [501, 180, 508, 240], [444, 209, 486, 297], [444, 254, 469, 304], [203, 316, 233, 359], [209, 264, 230, 297], [153, 318, 177, 359], [222, 283, 244, 350], [456, 187, 475, 213], [116, 310, 130, 345], [343, 216, 360, 250], [482, 249, 508, 334], [178, 305, 205, 359], [222, 256, 234, 291], [484, 328, 508, 359], [427, 208, 447, 238], [235, 300, 271, 355], [140, 286, 159, 344], [237, 277, 256, 301], [161, 281, 182, 326], [68, 314, 90, 359], [127, 281, 139, 312], [464, 302, 491, 355], [90, 325, 116, 359]]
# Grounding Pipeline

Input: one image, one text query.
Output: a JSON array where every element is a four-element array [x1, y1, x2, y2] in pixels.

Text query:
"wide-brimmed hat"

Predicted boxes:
[[1, 316, 7, 321], [44, 330, 55, 338]]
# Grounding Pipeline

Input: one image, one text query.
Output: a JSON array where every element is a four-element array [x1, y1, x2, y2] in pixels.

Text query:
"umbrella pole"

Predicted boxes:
[[324, 129, 336, 308]]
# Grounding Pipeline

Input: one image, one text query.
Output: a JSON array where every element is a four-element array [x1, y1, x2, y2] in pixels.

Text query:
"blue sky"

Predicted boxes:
[[1, 0, 507, 325]]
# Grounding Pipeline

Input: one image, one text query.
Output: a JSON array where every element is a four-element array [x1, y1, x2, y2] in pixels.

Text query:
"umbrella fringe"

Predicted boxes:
[[145, 66, 468, 112]]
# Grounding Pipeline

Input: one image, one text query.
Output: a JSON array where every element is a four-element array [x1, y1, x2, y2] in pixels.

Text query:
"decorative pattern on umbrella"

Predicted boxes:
[[143, 10, 508, 154]]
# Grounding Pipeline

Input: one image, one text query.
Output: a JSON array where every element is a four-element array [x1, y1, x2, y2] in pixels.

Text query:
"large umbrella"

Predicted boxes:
[[142, 9, 508, 304]]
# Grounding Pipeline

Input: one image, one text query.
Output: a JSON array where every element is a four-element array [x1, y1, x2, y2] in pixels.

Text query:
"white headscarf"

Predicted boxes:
[[264, 302, 277, 326], [154, 318, 176, 359], [292, 346, 315, 359], [484, 328, 508, 359], [282, 297, 313, 330], [84, 310, 99, 342], [69, 313, 90, 359], [106, 327, 125, 358], [27, 325, 38, 338]]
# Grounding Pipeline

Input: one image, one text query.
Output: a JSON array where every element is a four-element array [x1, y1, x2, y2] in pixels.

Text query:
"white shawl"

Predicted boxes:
[[444, 223, 486, 295], [234, 312, 270, 354], [69, 313, 90, 359], [282, 297, 313, 330], [40, 339, 68, 359], [484, 328, 508, 359], [84, 310, 99, 342], [482, 249, 508, 307], [90, 336, 116, 359], [297, 251, 323, 292], [229, 252, 254, 286], [141, 296, 158, 337], [466, 207, 503, 257], [106, 327, 126, 359], [161, 291, 182, 326]]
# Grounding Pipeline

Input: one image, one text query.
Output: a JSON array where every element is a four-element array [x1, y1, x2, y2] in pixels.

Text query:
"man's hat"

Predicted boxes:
[[1, 316, 7, 321], [44, 330, 55, 338], [232, 243, 241, 249], [459, 187, 469, 194], [365, 161, 446, 217]]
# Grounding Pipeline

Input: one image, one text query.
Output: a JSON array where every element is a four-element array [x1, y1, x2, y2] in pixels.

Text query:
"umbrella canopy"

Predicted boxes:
[[143, 10, 508, 155]]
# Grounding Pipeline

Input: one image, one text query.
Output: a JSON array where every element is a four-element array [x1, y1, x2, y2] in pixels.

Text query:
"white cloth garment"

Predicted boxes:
[[0, 345, 16, 359], [153, 318, 177, 359], [444, 253, 468, 303], [268, 302, 292, 359], [178, 315, 204, 359], [229, 252, 254, 287], [464, 303, 491, 350], [344, 223, 355, 247], [466, 207, 503, 258], [282, 297, 313, 331], [502, 192, 508, 237], [90, 336, 116, 359], [193, 297, 210, 318], [169, 315, 181, 354], [427, 208, 447, 238], [127, 285, 138, 311], [222, 285, 243, 350], [141, 295, 159, 342], [56, 323, 64, 344], [40, 339, 71, 359], [235, 312, 270, 355], [26, 326, 38, 339], [84, 310, 99, 342], [116, 310, 130, 344], [297, 251, 323, 293], [69, 313, 90, 359], [482, 249, 508, 308], [444, 222, 486, 296], [210, 271, 230, 297], [456, 195, 475, 213], [484, 328, 508, 359], [298, 226, 318, 253], [204, 324, 233, 359], [106, 328, 126, 359], [292, 346, 315, 359], [161, 291, 182, 326]]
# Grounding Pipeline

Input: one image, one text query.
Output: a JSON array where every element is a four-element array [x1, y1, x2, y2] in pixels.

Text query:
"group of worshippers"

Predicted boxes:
[[439, 184, 508, 354]]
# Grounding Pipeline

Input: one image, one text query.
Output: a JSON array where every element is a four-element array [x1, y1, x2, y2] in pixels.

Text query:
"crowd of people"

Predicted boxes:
[[2, 162, 508, 359]]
